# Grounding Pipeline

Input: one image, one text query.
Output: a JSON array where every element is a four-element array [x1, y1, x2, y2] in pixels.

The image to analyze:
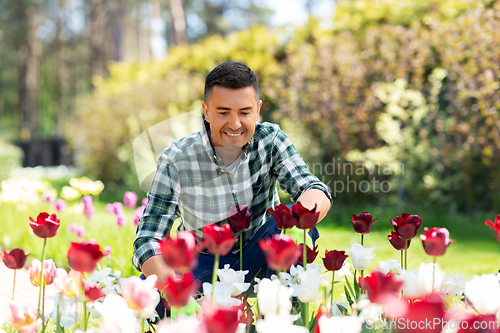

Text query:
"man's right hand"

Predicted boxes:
[[141, 255, 176, 281]]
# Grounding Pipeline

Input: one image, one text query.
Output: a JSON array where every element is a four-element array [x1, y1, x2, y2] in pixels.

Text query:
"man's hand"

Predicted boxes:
[[141, 255, 176, 281], [297, 189, 331, 223]]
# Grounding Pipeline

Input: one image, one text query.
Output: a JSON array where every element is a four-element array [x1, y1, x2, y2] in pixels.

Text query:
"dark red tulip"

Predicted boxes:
[[84, 282, 105, 302], [398, 293, 445, 333], [259, 234, 299, 271], [67, 240, 106, 272], [2, 248, 29, 269], [322, 250, 348, 271], [202, 224, 238, 256], [267, 204, 294, 230], [388, 231, 410, 251], [203, 305, 240, 333], [485, 215, 500, 242], [390, 213, 422, 240], [227, 205, 254, 231], [359, 271, 403, 305], [420, 227, 453, 257], [351, 212, 379, 234], [291, 202, 319, 230], [158, 272, 199, 308], [159, 231, 199, 273], [457, 314, 500, 333], [297, 244, 319, 264], [29, 212, 60, 239]]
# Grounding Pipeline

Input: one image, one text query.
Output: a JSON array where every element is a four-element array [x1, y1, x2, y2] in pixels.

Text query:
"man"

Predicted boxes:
[[133, 62, 331, 291]]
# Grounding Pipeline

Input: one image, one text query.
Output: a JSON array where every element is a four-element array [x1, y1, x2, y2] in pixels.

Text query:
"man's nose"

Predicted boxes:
[[228, 114, 241, 131]]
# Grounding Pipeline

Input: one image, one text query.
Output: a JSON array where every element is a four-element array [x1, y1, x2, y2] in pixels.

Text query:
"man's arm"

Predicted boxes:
[[297, 188, 331, 223], [141, 255, 175, 281]]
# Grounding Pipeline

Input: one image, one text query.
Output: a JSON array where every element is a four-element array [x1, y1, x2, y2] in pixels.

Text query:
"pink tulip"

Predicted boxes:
[[142, 198, 148, 206], [124, 191, 138, 208], [106, 202, 123, 215], [133, 205, 146, 226], [117, 213, 126, 226], [28, 259, 56, 287], [69, 223, 78, 233], [76, 226, 85, 238], [6, 301, 42, 333], [82, 195, 94, 220], [121, 275, 160, 319], [54, 198, 66, 211], [104, 246, 112, 256]]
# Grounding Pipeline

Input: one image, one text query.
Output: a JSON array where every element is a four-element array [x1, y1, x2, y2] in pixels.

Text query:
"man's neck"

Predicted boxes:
[[207, 129, 243, 166]]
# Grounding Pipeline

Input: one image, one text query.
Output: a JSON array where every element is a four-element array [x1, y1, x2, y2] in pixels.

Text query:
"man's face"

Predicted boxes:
[[203, 86, 262, 149]]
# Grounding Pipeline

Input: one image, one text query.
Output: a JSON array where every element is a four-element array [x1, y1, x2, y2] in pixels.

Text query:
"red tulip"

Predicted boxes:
[[351, 212, 379, 234], [322, 250, 348, 271], [84, 282, 105, 302], [291, 202, 319, 230], [388, 231, 410, 251], [3, 248, 28, 269], [398, 293, 445, 333], [297, 244, 319, 264], [158, 272, 199, 308], [203, 305, 240, 333], [202, 224, 238, 256], [359, 271, 403, 305], [420, 227, 453, 257], [227, 205, 254, 231], [159, 231, 199, 273], [67, 240, 106, 272], [267, 204, 294, 230], [485, 215, 500, 242], [259, 234, 299, 271], [29, 212, 60, 239], [457, 314, 500, 333], [390, 213, 422, 240]]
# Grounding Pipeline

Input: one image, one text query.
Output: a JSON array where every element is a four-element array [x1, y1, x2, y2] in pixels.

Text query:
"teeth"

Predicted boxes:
[[227, 133, 242, 137]]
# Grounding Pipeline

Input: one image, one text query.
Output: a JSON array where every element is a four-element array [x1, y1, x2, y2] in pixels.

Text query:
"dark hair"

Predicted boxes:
[[204, 62, 260, 101]]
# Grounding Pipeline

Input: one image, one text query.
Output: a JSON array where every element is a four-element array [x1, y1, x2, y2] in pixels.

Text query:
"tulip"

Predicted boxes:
[[202, 224, 238, 256], [257, 278, 294, 316], [441, 272, 467, 297], [104, 246, 112, 256], [256, 314, 309, 333], [106, 202, 123, 215], [85, 282, 105, 302], [387, 230, 410, 250], [464, 274, 500, 315], [267, 204, 294, 230], [390, 213, 422, 240], [117, 213, 126, 226], [456, 314, 499, 333], [398, 293, 444, 333], [42, 189, 57, 202], [485, 214, 500, 242], [5, 301, 42, 333], [29, 212, 60, 239], [202, 282, 242, 308], [345, 243, 376, 270], [297, 244, 319, 264], [28, 259, 56, 287], [351, 212, 379, 235], [259, 234, 299, 272], [82, 195, 94, 220], [227, 205, 255, 270], [377, 260, 401, 275], [158, 272, 199, 308], [94, 294, 140, 332], [3, 248, 28, 270], [290, 202, 319, 230], [61, 185, 81, 201], [202, 304, 240, 333], [420, 227, 453, 257], [359, 271, 402, 306], [54, 198, 66, 211], [57, 269, 84, 297], [322, 250, 348, 272], [67, 239, 106, 272], [316, 315, 362, 333], [216, 264, 250, 297], [124, 191, 138, 208], [159, 230, 199, 274], [121, 275, 160, 319], [133, 205, 146, 226], [290, 266, 325, 303]]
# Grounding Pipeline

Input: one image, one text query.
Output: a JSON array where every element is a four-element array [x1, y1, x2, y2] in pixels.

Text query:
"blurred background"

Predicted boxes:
[[0, 0, 499, 211]]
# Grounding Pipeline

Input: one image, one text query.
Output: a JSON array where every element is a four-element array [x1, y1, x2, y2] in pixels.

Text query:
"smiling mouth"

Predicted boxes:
[[225, 132, 243, 138]]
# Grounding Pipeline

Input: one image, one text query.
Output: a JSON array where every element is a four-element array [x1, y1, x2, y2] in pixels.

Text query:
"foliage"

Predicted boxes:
[[0, 139, 23, 181]]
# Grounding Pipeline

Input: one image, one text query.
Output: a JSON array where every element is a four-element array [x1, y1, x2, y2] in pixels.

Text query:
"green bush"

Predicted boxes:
[[0, 140, 23, 181]]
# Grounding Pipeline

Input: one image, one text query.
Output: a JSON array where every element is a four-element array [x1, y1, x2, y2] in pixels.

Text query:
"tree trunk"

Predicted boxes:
[[90, 0, 107, 85], [169, 0, 187, 45]]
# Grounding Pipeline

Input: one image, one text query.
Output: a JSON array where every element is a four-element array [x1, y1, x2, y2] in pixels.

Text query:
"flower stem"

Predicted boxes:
[[404, 240, 408, 270], [304, 302, 309, 330], [141, 319, 145, 333], [303, 230, 307, 270], [432, 256, 437, 293], [400, 250, 403, 270], [42, 286, 46, 323], [360, 270, 364, 294], [37, 238, 47, 319], [283, 229, 286, 235], [361, 234, 364, 247], [211, 254, 220, 302], [56, 294, 62, 333], [82, 300, 87, 331], [12, 269, 16, 300], [240, 231, 243, 271], [331, 271, 335, 305]]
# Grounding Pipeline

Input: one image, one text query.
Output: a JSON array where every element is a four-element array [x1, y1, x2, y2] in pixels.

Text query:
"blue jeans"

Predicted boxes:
[[142, 205, 320, 319]]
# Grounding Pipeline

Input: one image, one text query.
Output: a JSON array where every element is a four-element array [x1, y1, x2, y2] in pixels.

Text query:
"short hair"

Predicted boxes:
[[204, 62, 260, 101]]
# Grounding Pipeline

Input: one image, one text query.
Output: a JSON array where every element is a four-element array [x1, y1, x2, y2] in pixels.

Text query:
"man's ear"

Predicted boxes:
[[202, 100, 209, 123], [256, 100, 262, 120]]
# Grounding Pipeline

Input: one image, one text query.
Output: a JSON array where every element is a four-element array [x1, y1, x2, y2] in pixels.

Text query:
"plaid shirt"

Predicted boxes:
[[133, 121, 332, 271]]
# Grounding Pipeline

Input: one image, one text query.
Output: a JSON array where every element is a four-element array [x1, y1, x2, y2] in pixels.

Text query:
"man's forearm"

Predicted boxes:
[[297, 188, 331, 222], [141, 254, 176, 281]]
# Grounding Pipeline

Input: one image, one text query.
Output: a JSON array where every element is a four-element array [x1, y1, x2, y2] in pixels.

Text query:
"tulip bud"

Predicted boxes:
[[28, 259, 56, 287]]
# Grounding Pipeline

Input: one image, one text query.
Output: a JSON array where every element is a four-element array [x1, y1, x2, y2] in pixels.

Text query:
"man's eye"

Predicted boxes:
[[241, 112, 250, 115], [219, 112, 228, 115]]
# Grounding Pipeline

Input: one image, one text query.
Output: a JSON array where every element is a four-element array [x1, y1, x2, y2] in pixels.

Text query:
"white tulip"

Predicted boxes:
[[417, 262, 444, 295], [256, 314, 308, 333], [318, 314, 362, 333], [290, 267, 326, 303], [345, 244, 376, 270], [398, 269, 421, 299], [332, 301, 350, 316], [336, 261, 353, 279], [94, 294, 140, 333], [202, 282, 242, 307], [465, 274, 500, 315], [441, 272, 467, 297], [155, 315, 204, 333], [257, 278, 294, 316], [377, 260, 401, 275], [216, 264, 251, 297]]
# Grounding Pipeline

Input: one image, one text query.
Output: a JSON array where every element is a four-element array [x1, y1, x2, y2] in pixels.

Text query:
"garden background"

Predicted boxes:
[[1, 0, 500, 286]]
